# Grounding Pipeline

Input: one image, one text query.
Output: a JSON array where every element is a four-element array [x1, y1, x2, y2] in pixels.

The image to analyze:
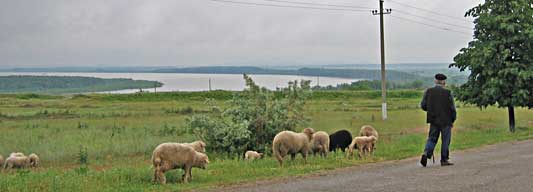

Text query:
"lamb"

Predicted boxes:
[[329, 130, 353, 152], [359, 125, 379, 154], [28, 153, 40, 168], [272, 128, 314, 166], [152, 143, 209, 184], [4, 154, 31, 169], [311, 131, 330, 157], [346, 136, 378, 158], [183, 140, 206, 153], [244, 151, 263, 160]]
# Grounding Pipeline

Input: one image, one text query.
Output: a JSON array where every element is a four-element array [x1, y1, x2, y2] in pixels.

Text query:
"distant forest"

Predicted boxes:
[[0, 76, 162, 94]]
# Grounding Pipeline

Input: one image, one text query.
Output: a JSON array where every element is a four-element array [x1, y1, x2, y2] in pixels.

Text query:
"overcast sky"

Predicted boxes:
[[0, 0, 482, 68]]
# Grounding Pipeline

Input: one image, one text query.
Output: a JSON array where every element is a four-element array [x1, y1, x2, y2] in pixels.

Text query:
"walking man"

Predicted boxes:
[[420, 73, 456, 167]]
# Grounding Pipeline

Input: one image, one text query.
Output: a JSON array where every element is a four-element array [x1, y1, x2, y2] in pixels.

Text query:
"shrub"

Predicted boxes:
[[186, 74, 311, 155]]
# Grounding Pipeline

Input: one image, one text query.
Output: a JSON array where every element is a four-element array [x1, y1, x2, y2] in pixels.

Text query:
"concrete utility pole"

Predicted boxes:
[[208, 78, 212, 91], [372, 0, 392, 120]]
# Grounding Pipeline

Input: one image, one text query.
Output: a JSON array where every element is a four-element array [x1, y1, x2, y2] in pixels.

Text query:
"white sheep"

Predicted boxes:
[[311, 131, 330, 157], [346, 136, 378, 158], [28, 153, 40, 168], [359, 125, 379, 154], [152, 143, 209, 184], [244, 151, 263, 161], [272, 128, 314, 166], [183, 140, 206, 153], [4, 154, 30, 169]]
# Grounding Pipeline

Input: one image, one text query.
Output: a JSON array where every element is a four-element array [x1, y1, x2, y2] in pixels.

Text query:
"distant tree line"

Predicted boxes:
[[0, 76, 163, 94]]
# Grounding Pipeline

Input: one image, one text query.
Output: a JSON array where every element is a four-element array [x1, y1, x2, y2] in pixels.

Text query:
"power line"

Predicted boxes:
[[388, 0, 473, 23], [394, 10, 473, 30], [208, 0, 370, 12], [208, 0, 473, 36], [390, 15, 472, 36], [261, 0, 374, 9]]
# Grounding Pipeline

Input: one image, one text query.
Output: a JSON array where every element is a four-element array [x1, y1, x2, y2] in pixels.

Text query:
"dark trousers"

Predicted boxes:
[[424, 124, 452, 162]]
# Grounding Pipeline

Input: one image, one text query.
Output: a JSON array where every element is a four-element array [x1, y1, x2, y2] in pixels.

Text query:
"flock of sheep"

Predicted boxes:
[[0, 125, 378, 185], [151, 125, 379, 184], [0, 152, 40, 170]]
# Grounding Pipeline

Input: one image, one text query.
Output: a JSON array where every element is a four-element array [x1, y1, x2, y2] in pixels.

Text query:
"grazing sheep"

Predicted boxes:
[[359, 125, 379, 138], [4, 154, 30, 169], [244, 151, 263, 160], [9, 152, 25, 158], [329, 130, 353, 152], [311, 131, 330, 157], [359, 125, 379, 154], [152, 143, 209, 184], [346, 136, 378, 158], [272, 128, 314, 166], [183, 140, 206, 153], [28, 153, 40, 168]]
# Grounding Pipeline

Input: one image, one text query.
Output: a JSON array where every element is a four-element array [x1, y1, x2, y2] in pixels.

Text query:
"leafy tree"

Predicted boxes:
[[186, 75, 311, 154], [451, 0, 533, 132]]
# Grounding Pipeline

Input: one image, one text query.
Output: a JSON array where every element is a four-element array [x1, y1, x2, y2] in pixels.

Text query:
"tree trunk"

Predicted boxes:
[[508, 105, 515, 132]]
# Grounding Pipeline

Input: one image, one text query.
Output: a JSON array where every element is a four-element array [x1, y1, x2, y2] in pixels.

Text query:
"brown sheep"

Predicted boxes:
[[28, 153, 40, 168], [346, 136, 378, 158], [183, 140, 206, 153], [272, 128, 314, 166], [244, 151, 263, 160], [4, 154, 31, 169], [311, 131, 330, 157], [359, 125, 379, 154], [152, 143, 209, 184]]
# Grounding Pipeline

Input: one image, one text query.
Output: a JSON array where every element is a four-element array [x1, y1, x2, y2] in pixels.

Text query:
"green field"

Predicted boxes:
[[0, 90, 531, 191]]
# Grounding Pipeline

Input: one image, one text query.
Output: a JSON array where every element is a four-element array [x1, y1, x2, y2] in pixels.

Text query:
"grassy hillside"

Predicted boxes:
[[0, 90, 531, 191], [0, 76, 163, 94]]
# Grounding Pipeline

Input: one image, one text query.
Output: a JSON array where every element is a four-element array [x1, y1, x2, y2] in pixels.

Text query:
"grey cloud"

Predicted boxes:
[[0, 0, 480, 67]]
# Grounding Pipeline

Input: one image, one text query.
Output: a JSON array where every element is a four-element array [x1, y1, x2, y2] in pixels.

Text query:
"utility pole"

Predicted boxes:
[[372, 0, 392, 120], [208, 78, 212, 91]]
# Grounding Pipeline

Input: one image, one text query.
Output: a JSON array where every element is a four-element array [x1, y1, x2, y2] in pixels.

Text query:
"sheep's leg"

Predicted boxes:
[[152, 169, 159, 183], [275, 155, 284, 167], [290, 153, 296, 161], [183, 166, 192, 183], [158, 170, 166, 184], [302, 152, 308, 164]]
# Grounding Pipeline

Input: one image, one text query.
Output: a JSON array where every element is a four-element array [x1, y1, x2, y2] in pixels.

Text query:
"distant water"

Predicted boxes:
[[0, 72, 360, 93]]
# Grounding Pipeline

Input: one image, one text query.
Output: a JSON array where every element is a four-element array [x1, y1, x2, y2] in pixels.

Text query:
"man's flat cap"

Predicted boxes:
[[435, 73, 447, 80]]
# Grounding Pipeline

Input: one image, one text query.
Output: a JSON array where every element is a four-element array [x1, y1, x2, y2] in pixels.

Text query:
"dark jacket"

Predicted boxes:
[[421, 85, 456, 126]]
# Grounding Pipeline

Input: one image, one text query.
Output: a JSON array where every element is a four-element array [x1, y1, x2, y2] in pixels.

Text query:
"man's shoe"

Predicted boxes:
[[420, 154, 427, 167], [441, 161, 454, 166]]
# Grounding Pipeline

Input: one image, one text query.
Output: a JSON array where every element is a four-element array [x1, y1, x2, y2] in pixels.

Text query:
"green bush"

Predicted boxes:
[[186, 75, 311, 155]]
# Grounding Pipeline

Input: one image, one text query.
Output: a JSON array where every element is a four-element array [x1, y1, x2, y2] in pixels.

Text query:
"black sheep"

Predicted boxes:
[[329, 130, 353, 152]]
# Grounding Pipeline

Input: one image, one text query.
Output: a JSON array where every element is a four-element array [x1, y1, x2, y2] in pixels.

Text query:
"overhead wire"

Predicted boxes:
[[390, 15, 472, 36], [261, 0, 374, 9], [208, 0, 473, 36], [388, 0, 474, 23], [208, 0, 370, 12], [393, 9, 473, 30]]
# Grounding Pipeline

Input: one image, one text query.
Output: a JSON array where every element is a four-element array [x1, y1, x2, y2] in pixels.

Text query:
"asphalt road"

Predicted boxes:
[[220, 140, 533, 192]]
